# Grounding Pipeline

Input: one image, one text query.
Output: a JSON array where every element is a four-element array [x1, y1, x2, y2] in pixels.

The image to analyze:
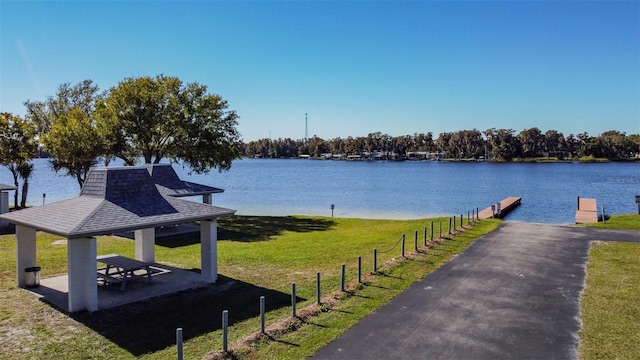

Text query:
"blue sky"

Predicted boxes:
[[1, 1, 638, 141]]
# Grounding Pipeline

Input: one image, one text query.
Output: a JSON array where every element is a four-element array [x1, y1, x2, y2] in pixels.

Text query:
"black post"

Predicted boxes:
[[424, 226, 427, 246], [358, 256, 362, 283], [316, 272, 321, 305], [401, 233, 405, 257], [341, 264, 346, 292], [373, 248, 377, 273]]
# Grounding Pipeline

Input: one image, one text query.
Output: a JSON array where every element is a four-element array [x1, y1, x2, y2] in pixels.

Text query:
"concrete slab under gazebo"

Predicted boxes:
[[0, 166, 235, 312]]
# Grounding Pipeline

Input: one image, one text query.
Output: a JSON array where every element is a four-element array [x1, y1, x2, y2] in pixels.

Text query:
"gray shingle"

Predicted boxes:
[[0, 166, 235, 238], [148, 164, 224, 197]]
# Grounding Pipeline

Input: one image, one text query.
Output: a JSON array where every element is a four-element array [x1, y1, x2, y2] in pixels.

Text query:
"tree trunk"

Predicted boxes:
[[11, 171, 19, 209], [20, 180, 28, 208]]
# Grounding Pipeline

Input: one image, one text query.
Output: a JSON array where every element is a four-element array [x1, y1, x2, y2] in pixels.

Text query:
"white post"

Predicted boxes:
[[201, 219, 218, 283], [68, 237, 97, 312], [134, 228, 155, 263], [15, 225, 37, 287], [0, 191, 9, 226], [203, 194, 212, 205]]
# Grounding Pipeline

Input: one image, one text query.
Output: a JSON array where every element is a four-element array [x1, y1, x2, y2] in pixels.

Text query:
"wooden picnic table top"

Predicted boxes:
[[97, 254, 150, 271]]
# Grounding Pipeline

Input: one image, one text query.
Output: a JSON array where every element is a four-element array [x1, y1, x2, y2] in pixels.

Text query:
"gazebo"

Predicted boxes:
[[0, 166, 235, 312]]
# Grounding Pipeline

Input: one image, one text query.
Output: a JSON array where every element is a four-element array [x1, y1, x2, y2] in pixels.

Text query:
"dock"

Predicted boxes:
[[575, 197, 598, 223], [478, 197, 522, 219]]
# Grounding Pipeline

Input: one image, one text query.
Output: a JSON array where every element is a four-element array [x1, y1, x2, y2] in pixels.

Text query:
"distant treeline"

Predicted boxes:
[[243, 128, 640, 161]]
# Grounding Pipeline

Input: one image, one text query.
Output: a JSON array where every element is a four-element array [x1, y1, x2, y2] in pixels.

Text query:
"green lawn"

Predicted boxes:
[[576, 213, 640, 231], [579, 214, 640, 359], [0, 215, 499, 359]]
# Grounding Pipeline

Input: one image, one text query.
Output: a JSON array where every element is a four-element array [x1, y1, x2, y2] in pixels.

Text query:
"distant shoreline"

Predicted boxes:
[[245, 156, 639, 163]]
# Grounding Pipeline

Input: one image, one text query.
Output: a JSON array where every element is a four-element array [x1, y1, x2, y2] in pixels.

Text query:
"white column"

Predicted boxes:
[[203, 194, 212, 205], [68, 237, 97, 312], [0, 191, 9, 226], [200, 219, 218, 283], [15, 225, 37, 287], [134, 228, 155, 263]]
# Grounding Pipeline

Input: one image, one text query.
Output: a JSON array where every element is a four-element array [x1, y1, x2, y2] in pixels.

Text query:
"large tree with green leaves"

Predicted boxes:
[[95, 74, 242, 173], [43, 108, 105, 188], [0, 112, 38, 208], [25, 80, 105, 188]]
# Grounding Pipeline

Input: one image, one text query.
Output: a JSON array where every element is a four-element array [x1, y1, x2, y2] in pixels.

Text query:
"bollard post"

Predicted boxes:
[[341, 264, 346, 292], [401, 233, 405, 257], [430, 221, 434, 241], [316, 272, 321, 305], [176, 328, 183, 360], [453, 216, 456, 231], [260, 296, 266, 334], [291, 283, 297, 317], [222, 310, 229, 352], [602, 206, 606, 223], [439, 221, 442, 238], [448, 218, 452, 234], [477, 207, 479, 221], [424, 226, 427, 246], [358, 256, 362, 283], [373, 248, 377, 273], [461, 214, 463, 228], [414, 230, 418, 251]]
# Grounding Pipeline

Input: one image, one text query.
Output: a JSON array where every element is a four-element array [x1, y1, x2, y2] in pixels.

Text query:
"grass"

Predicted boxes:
[[579, 241, 640, 360], [576, 213, 640, 231], [0, 215, 500, 359], [578, 213, 640, 359]]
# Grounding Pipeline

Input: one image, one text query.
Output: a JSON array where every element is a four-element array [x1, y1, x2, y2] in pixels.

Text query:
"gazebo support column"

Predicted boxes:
[[200, 219, 217, 283], [15, 225, 37, 287], [203, 194, 212, 205], [135, 228, 155, 263], [0, 191, 9, 226], [67, 237, 97, 312]]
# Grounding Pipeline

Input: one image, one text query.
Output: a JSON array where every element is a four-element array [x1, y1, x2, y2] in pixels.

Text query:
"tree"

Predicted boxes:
[[484, 128, 518, 161], [518, 127, 543, 158], [42, 108, 105, 188], [25, 80, 106, 188], [0, 113, 37, 208], [25, 80, 102, 134], [96, 75, 242, 172]]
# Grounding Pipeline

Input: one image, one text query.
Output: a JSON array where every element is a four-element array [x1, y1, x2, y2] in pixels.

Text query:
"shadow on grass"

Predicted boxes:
[[72, 275, 306, 356], [218, 216, 336, 243], [155, 215, 337, 248]]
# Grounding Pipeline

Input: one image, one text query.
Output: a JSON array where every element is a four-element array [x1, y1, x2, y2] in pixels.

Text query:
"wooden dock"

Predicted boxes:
[[575, 197, 598, 223], [478, 197, 522, 219]]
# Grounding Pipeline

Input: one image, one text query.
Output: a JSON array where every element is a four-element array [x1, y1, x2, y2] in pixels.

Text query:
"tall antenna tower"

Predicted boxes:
[[305, 113, 308, 141]]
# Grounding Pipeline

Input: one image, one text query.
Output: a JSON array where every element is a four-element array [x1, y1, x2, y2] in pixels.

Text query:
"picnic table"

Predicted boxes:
[[97, 254, 152, 291]]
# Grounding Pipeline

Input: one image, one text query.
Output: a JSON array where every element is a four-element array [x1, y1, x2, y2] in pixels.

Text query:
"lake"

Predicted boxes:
[[0, 158, 638, 225]]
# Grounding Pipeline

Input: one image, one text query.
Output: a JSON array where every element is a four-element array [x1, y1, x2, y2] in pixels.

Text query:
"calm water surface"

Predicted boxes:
[[1, 158, 638, 225]]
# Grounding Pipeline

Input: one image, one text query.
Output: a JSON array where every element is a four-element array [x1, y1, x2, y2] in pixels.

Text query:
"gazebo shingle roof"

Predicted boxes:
[[148, 164, 224, 197], [0, 183, 17, 191], [0, 167, 235, 238]]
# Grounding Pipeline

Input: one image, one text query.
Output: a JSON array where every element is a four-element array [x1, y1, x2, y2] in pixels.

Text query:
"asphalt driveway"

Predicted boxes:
[[311, 222, 639, 359]]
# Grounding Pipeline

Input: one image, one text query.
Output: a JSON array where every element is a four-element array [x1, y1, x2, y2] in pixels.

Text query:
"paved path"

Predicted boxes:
[[312, 223, 639, 360]]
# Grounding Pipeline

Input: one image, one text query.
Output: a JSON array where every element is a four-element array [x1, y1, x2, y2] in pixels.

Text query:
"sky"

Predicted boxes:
[[1, 1, 638, 142]]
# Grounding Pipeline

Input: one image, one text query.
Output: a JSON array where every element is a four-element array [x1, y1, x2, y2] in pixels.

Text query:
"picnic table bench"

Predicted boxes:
[[97, 254, 152, 291]]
